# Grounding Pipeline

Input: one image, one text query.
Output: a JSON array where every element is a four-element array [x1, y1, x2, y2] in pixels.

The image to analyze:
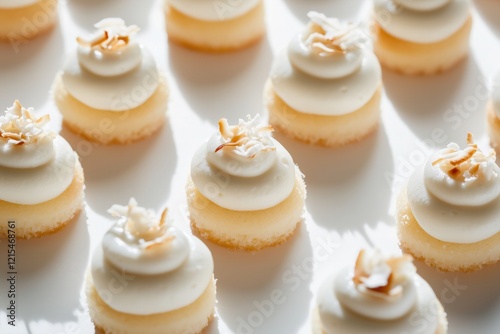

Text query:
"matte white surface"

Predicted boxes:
[[0, 0, 499, 333]]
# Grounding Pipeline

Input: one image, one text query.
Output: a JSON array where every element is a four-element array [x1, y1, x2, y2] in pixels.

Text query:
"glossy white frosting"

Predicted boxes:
[[288, 12, 368, 80], [318, 274, 440, 334], [62, 19, 159, 111], [92, 199, 214, 315], [271, 48, 380, 116], [399, 0, 451, 11], [317, 250, 440, 334], [167, 0, 260, 21], [191, 115, 296, 211], [0, 136, 76, 205], [0, 0, 38, 9], [408, 136, 500, 243], [373, 0, 470, 43], [493, 72, 500, 119]]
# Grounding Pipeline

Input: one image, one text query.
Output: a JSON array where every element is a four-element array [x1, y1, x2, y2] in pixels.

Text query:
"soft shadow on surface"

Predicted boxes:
[[274, 125, 394, 232], [474, 0, 500, 38], [0, 23, 63, 109], [415, 261, 500, 333], [383, 56, 487, 145], [168, 37, 273, 124], [3, 211, 90, 324], [61, 122, 177, 215], [207, 220, 313, 334], [283, 0, 367, 22], [66, 0, 155, 29]]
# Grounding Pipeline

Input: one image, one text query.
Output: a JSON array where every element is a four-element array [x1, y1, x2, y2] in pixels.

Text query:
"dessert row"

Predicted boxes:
[[0, 101, 499, 333], [3, 6, 500, 149]]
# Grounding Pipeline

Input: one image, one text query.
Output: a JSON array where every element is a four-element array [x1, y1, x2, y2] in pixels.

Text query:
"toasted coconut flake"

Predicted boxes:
[[432, 133, 498, 182], [108, 198, 174, 249], [215, 114, 275, 158], [304, 11, 368, 56], [77, 18, 139, 52], [353, 249, 415, 298], [0, 100, 55, 146]]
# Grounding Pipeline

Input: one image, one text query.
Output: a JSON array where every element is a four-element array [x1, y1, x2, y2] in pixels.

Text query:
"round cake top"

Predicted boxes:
[[0, 100, 76, 205], [317, 249, 441, 333], [167, 0, 261, 22], [373, 0, 470, 43], [408, 133, 500, 243], [61, 18, 160, 111], [92, 198, 214, 315], [191, 114, 296, 211]]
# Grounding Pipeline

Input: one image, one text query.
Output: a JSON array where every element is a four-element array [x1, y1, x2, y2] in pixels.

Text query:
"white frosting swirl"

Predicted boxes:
[[77, 18, 142, 77], [103, 199, 190, 275], [373, 0, 470, 44], [167, 0, 260, 21], [317, 250, 440, 334], [0, 0, 38, 9], [318, 274, 440, 334], [492, 72, 500, 119], [62, 18, 159, 111], [271, 49, 381, 115], [92, 199, 213, 315], [191, 115, 296, 211], [408, 135, 500, 243], [0, 136, 76, 205], [288, 12, 368, 80], [398, 0, 451, 11], [0, 101, 76, 205]]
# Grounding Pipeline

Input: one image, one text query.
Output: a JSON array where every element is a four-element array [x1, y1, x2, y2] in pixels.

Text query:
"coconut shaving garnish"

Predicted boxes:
[[215, 114, 275, 158], [304, 11, 367, 56], [353, 249, 415, 298], [77, 18, 140, 52], [432, 133, 498, 182], [0, 100, 54, 146], [108, 198, 174, 250]]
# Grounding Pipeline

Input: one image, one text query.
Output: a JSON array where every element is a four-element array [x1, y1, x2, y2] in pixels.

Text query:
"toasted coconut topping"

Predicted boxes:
[[108, 198, 174, 249], [0, 100, 55, 146], [215, 114, 275, 158], [353, 249, 415, 298], [432, 133, 498, 182], [77, 18, 140, 52], [304, 11, 367, 56]]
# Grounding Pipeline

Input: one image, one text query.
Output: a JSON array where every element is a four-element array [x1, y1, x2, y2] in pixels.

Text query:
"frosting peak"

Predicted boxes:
[[425, 133, 500, 207], [353, 249, 415, 299], [0, 100, 54, 146], [77, 18, 140, 53], [107, 198, 173, 248], [288, 12, 368, 79], [216, 114, 275, 158], [333, 250, 418, 321], [305, 12, 366, 56], [76, 18, 143, 77]]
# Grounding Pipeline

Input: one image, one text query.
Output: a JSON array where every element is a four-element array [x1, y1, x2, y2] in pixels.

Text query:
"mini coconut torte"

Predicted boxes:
[[487, 72, 500, 150], [0, 0, 58, 41], [265, 12, 382, 147], [372, 0, 472, 75], [0, 100, 84, 238], [187, 114, 306, 251], [53, 18, 168, 144], [397, 133, 500, 272], [164, 0, 265, 52], [87, 198, 216, 334], [312, 249, 448, 334]]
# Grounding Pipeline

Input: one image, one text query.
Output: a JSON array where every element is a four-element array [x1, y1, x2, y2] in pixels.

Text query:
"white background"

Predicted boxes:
[[0, 0, 499, 333]]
